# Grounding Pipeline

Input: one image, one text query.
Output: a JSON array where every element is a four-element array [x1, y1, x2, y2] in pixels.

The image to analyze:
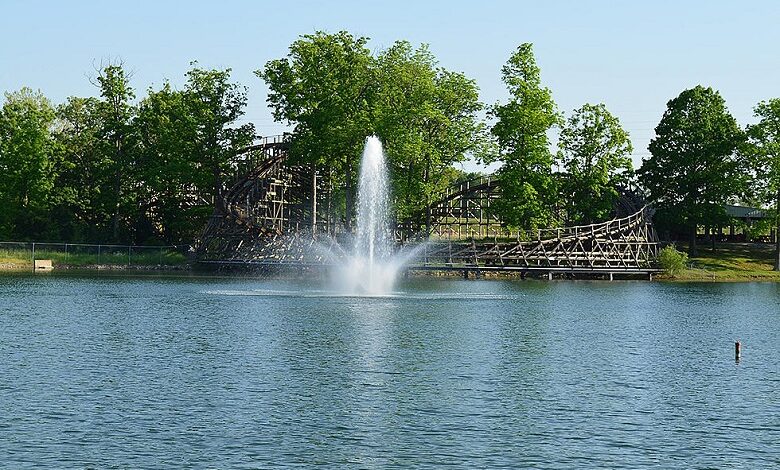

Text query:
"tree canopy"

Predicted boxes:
[[639, 85, 745, 254], [0, 63, 254, 243], [487, 43, 561, 230], [557, 103, 633, 225], [2, 33, 779, 257], [259, 31, 489, 227], [0, 88, 56, 237], [746, 98, 780, 269]]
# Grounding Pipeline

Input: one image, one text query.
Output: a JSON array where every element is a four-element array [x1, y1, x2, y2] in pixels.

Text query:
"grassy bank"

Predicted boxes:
[[663, 242, 780, 281], [0, 247, 188, 271]]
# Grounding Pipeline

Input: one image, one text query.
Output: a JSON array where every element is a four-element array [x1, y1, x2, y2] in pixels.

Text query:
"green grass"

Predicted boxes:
[[663, 242, 780, 281], [0, 247, 188, 269]]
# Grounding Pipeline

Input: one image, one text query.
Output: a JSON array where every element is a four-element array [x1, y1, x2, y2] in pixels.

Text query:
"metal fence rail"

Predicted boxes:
[[0, 241, 192, 267]]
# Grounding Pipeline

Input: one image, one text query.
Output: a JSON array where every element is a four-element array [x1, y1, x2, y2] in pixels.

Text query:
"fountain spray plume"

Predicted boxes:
[[338, 136, 403, 295]]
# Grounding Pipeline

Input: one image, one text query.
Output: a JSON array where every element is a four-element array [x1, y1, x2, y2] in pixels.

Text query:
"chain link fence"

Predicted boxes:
[[0, 241, 192, 268]]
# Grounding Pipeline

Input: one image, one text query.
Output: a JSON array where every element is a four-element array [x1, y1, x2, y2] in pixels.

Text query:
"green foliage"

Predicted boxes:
[[135, 83, 198, 243], [373, 41, 490, 220], [557, 103, 633, 224], [639, 86, 745, 254], [133, 65, 254, 243], [0, 88, 56, 239], [259, 31, 373, 229], [746, 98, 780, 270], [259, 32, 489, 226], [183, 64, 255, 198], [488, 43, 561, 230], [658, 245, 688, 276], [94, 65, 138, 242], [51, 96, 105, 241], [0, 62, 255, 245]]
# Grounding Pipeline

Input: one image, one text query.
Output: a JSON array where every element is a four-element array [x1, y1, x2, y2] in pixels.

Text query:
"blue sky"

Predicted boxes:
[[2, 0, 779, 169]]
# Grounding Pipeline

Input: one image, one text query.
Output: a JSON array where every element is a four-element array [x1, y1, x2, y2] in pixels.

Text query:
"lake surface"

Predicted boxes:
[[0, 274, 778, 468]]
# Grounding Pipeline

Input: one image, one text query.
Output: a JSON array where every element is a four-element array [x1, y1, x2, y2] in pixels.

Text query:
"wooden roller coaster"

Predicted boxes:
[[196, 135, 661, 278]]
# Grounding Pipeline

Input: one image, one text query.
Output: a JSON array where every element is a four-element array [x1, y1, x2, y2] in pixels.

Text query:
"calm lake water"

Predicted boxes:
[[0, 274, 778, 468]]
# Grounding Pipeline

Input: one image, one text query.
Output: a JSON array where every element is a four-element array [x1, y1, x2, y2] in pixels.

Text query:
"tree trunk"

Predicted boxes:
[[423, 160, 431, 238], [345, 155, 353, 233], [112, 173, 122, 242], [689, 223, 698, 257], [326, 166, 332, 236], [710, 225, 716, 252], [406, 160, 414, 208], [775, 189, 780, 271], [213, 166, 222, 209], [311, 163, 317, 236], [774, 220, 780, 271], [112, 135, 124, 242]]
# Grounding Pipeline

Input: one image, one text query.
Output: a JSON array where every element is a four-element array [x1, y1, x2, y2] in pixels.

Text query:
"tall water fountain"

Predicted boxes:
[[340, 136, 401, 295]]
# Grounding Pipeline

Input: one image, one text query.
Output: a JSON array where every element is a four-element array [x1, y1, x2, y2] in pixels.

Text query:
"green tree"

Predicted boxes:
[[133, 65, 254, 243], [557, 103, 633, 224], [183, 64, 255, 205], [135, 83, 198, 243], [639, 86, 745, 255], [51, 96, 105, 241], [373, 41, 490, 223], [259, 31, 374, 231], [0, 88, 56, 238], [488, 43, 561, 230], [746, 98, 780, 270], [94, 64, 138, 241]]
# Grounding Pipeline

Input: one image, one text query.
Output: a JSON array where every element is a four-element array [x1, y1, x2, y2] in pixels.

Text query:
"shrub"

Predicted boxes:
[[659, 245, 688, 276]]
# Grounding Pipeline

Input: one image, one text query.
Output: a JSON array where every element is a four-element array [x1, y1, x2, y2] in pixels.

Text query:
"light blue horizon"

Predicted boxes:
[[2, 0, 778, 170]]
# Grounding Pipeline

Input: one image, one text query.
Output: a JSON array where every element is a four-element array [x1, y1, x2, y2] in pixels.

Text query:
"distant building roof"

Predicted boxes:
[[724, 204, 769, 220]]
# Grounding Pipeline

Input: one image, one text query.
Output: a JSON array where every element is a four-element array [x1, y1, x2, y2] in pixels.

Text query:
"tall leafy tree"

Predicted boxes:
[[51, 96, 105, 241], [639, 85, 745, 255], [557, 103, 633, 224], [373, 41, 490, 222], [0, 88, 56, 238], [746, 98, 780, 270], [488, 43, 561, 230], [133, 65, 254, 243], [94, 64, 138, 241], [135, 83, 198, 243], [183, 64, 255, 205], [259, 31, 374, 231]]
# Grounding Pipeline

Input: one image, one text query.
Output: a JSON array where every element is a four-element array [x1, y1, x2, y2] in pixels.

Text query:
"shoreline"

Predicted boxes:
[[2, 261, 779, 282]]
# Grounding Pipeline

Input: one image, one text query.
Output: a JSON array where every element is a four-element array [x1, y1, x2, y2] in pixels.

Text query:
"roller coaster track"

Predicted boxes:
[[196, 137, 660, 276]]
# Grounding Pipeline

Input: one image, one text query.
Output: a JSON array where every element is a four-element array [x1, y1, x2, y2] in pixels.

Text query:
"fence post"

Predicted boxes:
[[159, 247, 163, 266], [65, 243, 69, 263], [98, 245, 101, 265], [128, 246, 131, 266], [31, 242, 35, 270]]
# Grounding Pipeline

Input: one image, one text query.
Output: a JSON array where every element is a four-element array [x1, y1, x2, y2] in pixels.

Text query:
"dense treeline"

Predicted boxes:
[[261, 33, 634, 230], [1, 30, 779, 269], [0, 63, 254, 244]]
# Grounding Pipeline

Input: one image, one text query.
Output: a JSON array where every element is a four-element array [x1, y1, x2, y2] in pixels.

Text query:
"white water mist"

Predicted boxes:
[[340, 136, 399, 294]]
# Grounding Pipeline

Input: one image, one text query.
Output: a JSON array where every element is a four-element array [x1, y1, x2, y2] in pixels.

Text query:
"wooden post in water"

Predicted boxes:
[[735, 341, 741, 362]]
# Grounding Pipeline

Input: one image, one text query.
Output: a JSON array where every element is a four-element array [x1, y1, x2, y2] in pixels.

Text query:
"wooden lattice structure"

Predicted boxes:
[[196, 136, 661, 275], [198, 135, 314, 260], [414, 206, 659, 275]]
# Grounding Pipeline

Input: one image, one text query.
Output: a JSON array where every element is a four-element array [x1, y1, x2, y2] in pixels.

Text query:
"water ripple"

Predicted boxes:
[[0, 275, 777, 468]]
